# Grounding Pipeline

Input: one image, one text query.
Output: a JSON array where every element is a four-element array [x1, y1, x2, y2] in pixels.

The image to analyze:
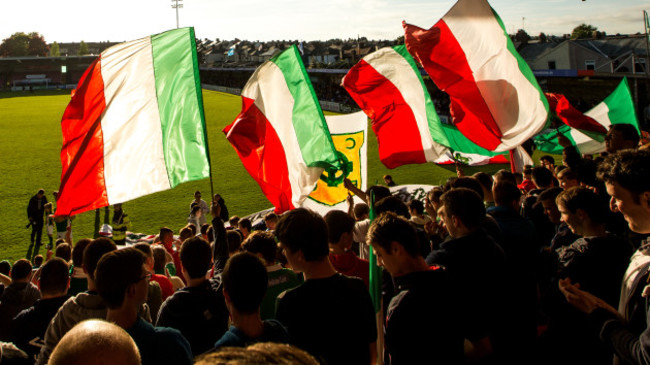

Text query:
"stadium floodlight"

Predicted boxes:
[[171, 0, 184, 29]]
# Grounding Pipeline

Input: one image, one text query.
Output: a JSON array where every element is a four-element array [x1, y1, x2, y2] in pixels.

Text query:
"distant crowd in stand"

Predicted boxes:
[[2, 123, 650, 364]]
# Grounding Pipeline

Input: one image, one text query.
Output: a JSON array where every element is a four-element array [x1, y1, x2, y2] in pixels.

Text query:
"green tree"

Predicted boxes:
[[0, 32, 49, 57], [539, 32, 548, 43], [515, 29, 531, 44], [571, 24, 597, 39], [78, 40, 89, 55], [0, 32, 30, 56], [27, 32, 48, 56], [50, 42, 60, 56]]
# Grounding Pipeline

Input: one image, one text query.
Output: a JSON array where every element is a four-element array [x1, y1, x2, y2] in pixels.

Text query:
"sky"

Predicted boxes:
[[2, 0, 648, 44]]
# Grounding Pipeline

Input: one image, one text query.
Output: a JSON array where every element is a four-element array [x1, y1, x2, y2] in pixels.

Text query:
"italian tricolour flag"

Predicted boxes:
[[343, 45, 450, 168], [535, 78, 640, 155], [224, 45, 340, 213], [56, 28, 210, 217], [343, 45, 508, 168], [404, 0, 549, 152]]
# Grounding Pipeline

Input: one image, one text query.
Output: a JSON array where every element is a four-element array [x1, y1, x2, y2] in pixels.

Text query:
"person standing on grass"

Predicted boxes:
[[27, 189, 48, 260], [111, 203, 131, 246], [191, 191, 209, 226]]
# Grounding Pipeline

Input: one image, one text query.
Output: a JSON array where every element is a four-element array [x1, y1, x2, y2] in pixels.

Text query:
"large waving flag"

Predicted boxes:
[[343, 45, 449, 168], [403, 0, 549, 152], [535, 78, 640, 154], [56, 28, 210, 217], [343, 45, 507, 168], [545, 93, 607, 141], [224, 45, 340, 213]]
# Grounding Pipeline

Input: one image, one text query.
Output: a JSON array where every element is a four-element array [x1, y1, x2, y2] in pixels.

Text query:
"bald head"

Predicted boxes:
[[49, 320, 140, 365]]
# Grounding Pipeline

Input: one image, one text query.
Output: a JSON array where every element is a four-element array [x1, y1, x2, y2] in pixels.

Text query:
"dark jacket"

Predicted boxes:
[[541, 234, 633, 365], [156, 277, 229, 356], [425, 229, 511, 359], [27, 194, 47, 222], [11, 296, 69, 359], [0, 282, 41, 341]]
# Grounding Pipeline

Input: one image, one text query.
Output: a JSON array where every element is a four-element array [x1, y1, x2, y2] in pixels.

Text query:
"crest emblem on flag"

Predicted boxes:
[[303, 112, 368, 213], [309, 131, 364, 206]]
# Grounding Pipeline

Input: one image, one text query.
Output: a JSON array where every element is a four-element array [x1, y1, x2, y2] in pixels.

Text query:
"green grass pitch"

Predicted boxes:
[[0, 89, 549, 263]]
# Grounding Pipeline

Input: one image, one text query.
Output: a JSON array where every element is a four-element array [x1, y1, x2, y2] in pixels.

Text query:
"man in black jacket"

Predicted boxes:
[[11, 258, 70, 361], [27, 189, 48, 260], [156, 202, 229, 356]]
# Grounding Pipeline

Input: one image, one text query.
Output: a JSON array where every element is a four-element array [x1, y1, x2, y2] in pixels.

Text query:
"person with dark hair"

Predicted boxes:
[[55, 242, 72, 262], [264, 212, 278, 231], [367, 212, 462, 364], [375, 196, 435, 259], [407, 199, 431, 228], [229, 215, 241, 230], [383, 174, 396, 187], [604, 124, 640, 153], [156, 236, 229, 356], [540, 155, 556, 171], [68, 238, 91, 296], [11, 258, 70, 360], [159, 226, 183, 281], [37, 237, 117, 365], [213, 252, 290, 349], [537, 188, 580, 251], [557, 168, 579, 190], [473, 172, 495, 207], [443, 176, 485, 199], [540, 187, 632, 365], [558, 149, 650, 365], [0, 259, 41, 341], [200, 223, 210, 241], [493, 169, 517, 186], [521, 167, 558, 247], [33, 254, 44, 269], [518, 167, 536, 193], [531, 166, 555, 191], [275, 208, 377, 365], [111, 203, 131, 246], [324, 210, 369, 288], [487, 181, 539, 359], [241, 231, 302, 320], [134, 243, 173, 302], [227, 230, 243, 256], [425, 188, 510, 362], [27, 189, 48, 260], [131, 243, 163, 319], [191, 191, 209, 226], [49, 320, 141, 365], [95, 248, 192, 365], [238, 218, 252, 239]]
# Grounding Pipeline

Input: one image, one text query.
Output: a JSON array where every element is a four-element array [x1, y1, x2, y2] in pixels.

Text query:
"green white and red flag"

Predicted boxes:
[[223, 45, 340, 213], [56, 28, 210, 217], [545, 92, 607, 141], [343, 45, 508, 168], [535, 78, 640, 155], [343, 45, 449, 168], [403, 0, 549, 152]]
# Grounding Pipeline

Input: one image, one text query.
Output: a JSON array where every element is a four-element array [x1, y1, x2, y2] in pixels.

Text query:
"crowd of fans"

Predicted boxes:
[[1, 123, 650, 364]]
